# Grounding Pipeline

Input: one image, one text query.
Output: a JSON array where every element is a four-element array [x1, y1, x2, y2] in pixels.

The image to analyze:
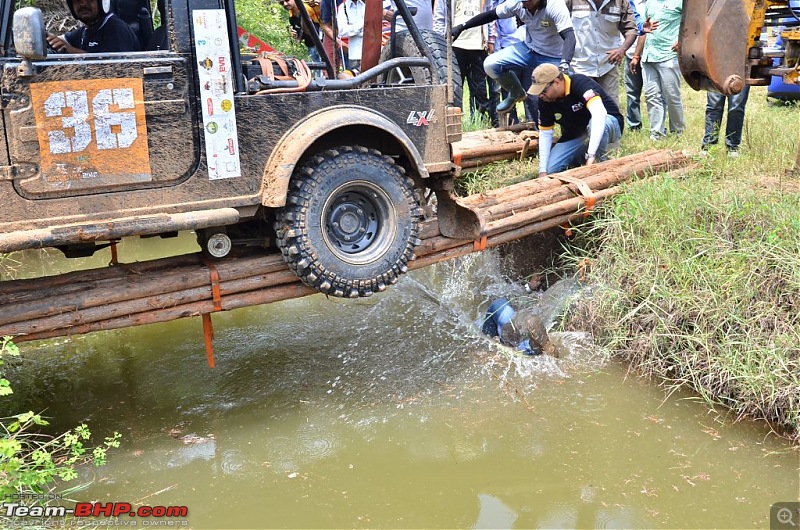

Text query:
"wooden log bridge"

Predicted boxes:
[[0, 149, 692, 348]]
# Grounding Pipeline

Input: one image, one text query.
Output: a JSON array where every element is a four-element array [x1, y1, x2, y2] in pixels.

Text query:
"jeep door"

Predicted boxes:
[[1, 13, 199, 199]]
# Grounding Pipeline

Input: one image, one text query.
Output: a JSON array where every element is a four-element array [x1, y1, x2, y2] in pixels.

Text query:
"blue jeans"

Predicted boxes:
[[547, 115, 622, 173], [484, 41, 560, 80], [702, 86, 750, 151], [624, 55, 643, 129]]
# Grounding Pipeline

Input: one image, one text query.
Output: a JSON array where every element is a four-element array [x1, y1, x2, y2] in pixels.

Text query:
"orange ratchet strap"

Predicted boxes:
[[555, 174, 597, 218], [473, 235, 487, 251]]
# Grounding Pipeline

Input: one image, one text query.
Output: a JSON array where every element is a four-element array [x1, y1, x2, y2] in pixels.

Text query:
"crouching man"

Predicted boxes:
[[528, 63, 623, 176]]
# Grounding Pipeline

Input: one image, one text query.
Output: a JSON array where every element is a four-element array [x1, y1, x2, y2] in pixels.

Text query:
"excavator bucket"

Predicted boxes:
[[679, 0, 752, 95]]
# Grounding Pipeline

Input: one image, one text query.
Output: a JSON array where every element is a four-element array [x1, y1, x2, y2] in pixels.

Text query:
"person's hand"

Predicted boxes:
[[451, 24, 464, 41], [46, 33, 69, 53], [671, 40, 679, 52], [585, 154, 596, 166], [628, 55, 640, 74], [606, 47, 624, 65], [643, 17, 659, 33], [290, 27, 298, 39], [538, 171, 547, 178], [486, 41, 495, 53]]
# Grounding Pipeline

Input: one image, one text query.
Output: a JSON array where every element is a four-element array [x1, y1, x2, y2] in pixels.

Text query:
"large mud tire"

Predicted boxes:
[[275, 147, 422, 298], [381, 29, 463, 108]]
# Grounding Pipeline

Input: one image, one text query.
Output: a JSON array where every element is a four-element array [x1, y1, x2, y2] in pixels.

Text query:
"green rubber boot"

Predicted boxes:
[[495, 71, 527, 114]]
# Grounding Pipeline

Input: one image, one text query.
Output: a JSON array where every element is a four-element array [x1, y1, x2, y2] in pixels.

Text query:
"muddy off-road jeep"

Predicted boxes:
[[0, 0, 476, 298]]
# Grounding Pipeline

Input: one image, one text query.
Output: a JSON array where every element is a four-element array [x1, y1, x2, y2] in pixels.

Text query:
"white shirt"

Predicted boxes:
[[337, 0, 366, 60]]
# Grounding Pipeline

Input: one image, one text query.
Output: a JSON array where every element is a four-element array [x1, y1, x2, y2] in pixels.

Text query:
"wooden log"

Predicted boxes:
[[454, 138, 539, 159], [469, 150, 687, 221], [409, 212, 579, 270], [0, 268, 303, 337], [1, 252, 292, 323], [485, 187, 619, 234], [0, 252, 204, 297], [12, 283, 318, 343], [459, 152, 536, 169], [460, 149, 667, 209]]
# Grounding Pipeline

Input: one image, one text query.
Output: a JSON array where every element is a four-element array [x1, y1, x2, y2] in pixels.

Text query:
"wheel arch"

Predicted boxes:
[[260, 106, 429, 208]]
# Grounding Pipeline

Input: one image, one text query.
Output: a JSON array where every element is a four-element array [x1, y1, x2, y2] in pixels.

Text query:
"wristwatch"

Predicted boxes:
[[585, 152, 596, 160]]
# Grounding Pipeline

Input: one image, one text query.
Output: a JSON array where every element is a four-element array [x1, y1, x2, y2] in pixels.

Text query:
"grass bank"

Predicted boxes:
[[462, 84, 800, 440]]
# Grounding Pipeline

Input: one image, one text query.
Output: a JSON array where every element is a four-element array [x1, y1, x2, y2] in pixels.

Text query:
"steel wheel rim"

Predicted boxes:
[[321, 180, 397, 265]]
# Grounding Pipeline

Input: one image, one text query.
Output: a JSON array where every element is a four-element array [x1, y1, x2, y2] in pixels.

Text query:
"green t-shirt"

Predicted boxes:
[[642, 0, 682, 63]]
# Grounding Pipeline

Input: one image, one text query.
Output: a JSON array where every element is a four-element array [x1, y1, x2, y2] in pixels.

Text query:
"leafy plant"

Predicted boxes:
[[0, 336, 121, 499]]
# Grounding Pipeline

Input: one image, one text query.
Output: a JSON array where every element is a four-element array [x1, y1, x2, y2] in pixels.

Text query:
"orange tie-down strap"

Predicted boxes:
[[473, 235, 488, 251], [201, 257, 223, 312], [554, 174, 597, 218]]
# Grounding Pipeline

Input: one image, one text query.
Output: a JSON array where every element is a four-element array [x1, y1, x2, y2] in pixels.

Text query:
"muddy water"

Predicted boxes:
[[3, 237, 798, 529]]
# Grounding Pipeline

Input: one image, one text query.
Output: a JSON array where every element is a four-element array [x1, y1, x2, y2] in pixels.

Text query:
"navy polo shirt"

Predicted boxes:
[[539, 73, 624, 142]]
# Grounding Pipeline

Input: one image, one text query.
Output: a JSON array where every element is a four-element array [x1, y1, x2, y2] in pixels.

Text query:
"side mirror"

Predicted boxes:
[[13, 7, 47, 60]]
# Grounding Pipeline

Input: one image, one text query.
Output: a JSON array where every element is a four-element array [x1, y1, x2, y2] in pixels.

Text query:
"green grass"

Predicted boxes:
[[536, 82, 800, 441]]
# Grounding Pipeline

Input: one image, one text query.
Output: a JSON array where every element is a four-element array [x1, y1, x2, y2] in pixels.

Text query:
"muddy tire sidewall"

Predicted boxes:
[[276, 146, 422, 298]]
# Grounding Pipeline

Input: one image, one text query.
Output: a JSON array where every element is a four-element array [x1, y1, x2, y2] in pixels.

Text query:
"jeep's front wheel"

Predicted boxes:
[[275, 146, 422, 298]]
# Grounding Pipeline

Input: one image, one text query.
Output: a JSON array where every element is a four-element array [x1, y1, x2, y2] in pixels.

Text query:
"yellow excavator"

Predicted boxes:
[[679, 0, 799, 167], [679, 0, 799, 95]]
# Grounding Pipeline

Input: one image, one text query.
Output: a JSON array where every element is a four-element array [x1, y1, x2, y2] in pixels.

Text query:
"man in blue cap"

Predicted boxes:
[[47, 0, 140, 53]]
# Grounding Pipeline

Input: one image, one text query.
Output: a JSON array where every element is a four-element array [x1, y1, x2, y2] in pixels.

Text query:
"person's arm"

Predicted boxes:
[[432, 0, 446, 35], [47, 34, 84, 53], [484, 0, 496, 51], [627, 0, 644, 34], [607, 31, 636, 65], [585, 96, 608, 165], [47, 31, 85, 54], [451, 9, 498, 40], [538, 127, 554, 176], [607, 4, 638, 64], [319, 0, 335, 39], [628, 33, 645, 73], [558, 27, 575, 69], [550, 0, 575, 70]]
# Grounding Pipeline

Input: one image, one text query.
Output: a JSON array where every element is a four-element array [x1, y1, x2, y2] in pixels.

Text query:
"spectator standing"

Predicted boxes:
[[629, 0, 684, 141], [528, 63, 623, 174], [337, 0, 366, 71], [434, 0, 498, 126], [320, 0, 347, 72], [490, 4, 537, 124], [701, 86, 750, 157], [386, 0, 434, 32], [450, 0, 575, 114], [280, 0, 323, 65], [567, 0, 638, 108], [624, 0, 646, 130]]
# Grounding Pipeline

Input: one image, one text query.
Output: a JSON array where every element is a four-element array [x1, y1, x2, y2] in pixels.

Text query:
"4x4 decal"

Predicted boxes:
[[30, 78, 150, 182], [407, 109, 436, 127]]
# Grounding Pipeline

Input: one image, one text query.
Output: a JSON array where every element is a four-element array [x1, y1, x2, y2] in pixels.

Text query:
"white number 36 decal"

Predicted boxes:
[[44, 88, 138, 154]]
